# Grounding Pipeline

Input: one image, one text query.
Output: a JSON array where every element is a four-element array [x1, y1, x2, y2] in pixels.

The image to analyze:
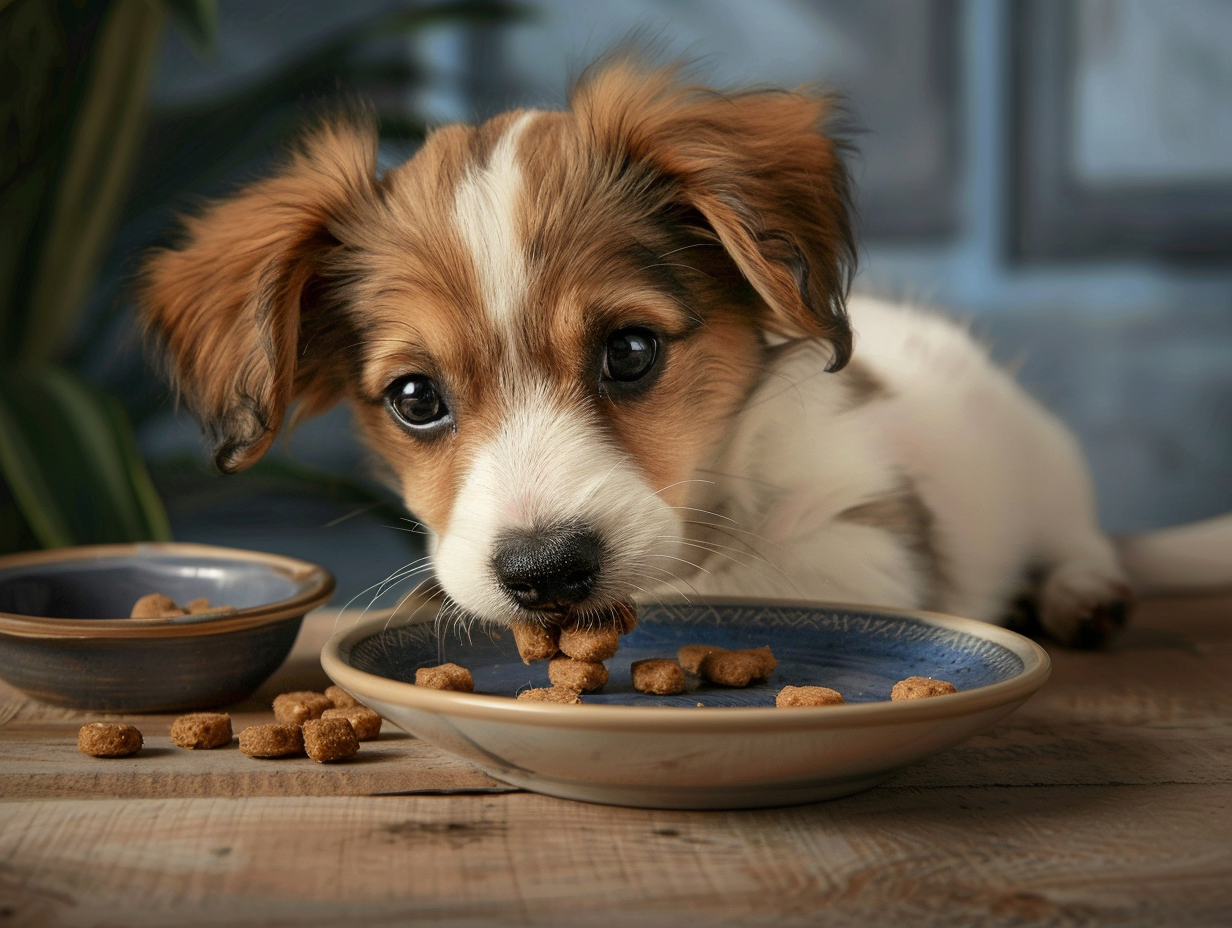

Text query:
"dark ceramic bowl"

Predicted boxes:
[[0, 543, 334, 712]]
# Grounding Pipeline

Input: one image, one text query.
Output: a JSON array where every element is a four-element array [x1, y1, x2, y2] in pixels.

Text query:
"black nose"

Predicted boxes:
[[491, 525, 604, 610]]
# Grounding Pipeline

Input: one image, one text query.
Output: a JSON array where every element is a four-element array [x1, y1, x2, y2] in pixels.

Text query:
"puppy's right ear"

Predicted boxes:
[[140, 118, 378, 473]]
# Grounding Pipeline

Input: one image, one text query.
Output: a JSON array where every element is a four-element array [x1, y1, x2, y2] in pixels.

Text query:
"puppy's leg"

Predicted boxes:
[[1027, 419, 1133, 647]]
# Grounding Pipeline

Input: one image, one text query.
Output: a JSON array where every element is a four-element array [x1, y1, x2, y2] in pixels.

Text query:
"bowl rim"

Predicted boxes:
[[0, 542, 335, 639], [321, 596, 1052, 733]]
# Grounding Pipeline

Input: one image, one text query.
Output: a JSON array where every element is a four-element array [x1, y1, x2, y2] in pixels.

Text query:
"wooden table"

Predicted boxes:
[[2, 597, 1230, 927]]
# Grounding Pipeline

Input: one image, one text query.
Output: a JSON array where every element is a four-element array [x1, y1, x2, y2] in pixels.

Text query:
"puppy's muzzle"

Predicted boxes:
[[491, 524, 604, 611]]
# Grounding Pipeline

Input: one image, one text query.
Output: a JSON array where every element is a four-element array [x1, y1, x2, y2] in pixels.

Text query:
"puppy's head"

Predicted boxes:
[[141, 61, 855, 624]]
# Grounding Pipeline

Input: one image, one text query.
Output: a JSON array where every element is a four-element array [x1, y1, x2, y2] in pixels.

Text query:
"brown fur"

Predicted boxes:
[[140, 60, 855, 546]]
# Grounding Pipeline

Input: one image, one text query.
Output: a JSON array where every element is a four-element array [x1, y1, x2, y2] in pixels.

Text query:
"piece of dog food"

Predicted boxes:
[[776, 685, 844, 707], [169, 712, 233, 749], [516, 686, 582, 704], [631, 658, 687, 695], [610, 599, 638, 634], [415, 663, 475, 692], [699, 646, 777, 687], [238, 724, 304, 758], [129, 593, 184, 618], [558, 621, 621, 662], [184, 597, 237, 615], [677, 644, 723, 675], [547, 657, 609, 692], [272, 691, 333, 725], [891, 676, 958, 700], [324, 684, 362, 709], [302, 717, 360, 763], [322, 706, 381, 741], [77, 722, 143, 757], [511, 620, 560, 663]]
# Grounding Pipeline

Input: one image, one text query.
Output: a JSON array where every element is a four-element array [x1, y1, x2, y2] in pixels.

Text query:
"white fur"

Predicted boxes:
[[452, 111, 537, 338], [431, 381, 677, 624], [671, 295, 1128, 637]]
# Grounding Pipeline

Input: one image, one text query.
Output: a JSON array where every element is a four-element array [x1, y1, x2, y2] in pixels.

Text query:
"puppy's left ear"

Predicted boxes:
[[577, 64, 857, 370]]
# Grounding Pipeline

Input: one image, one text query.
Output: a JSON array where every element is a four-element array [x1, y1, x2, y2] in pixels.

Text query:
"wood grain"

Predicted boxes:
[[0, 595, 1229, 926]]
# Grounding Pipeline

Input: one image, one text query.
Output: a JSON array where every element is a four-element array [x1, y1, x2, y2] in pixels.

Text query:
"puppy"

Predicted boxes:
[[140, 60, 1232, 644]]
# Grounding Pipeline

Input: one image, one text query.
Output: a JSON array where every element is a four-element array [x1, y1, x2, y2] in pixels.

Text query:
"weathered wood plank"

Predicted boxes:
[[0, 786, 1229, 927]]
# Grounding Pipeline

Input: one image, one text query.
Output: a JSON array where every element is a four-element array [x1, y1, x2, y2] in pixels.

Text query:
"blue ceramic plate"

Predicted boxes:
[[348, 601, 1026, 707], [324, 598, 1050, 809]]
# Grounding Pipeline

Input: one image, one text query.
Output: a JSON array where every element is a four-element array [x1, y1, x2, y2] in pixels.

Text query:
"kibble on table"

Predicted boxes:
[[322, 706, 381, 741], [302, 718, 360, 763], [169, 712, 233, 749], [272, 691, 333, 726], [77, 722, 143, 757], [324, 685, 362, 709], [238, 724, 304, 758]]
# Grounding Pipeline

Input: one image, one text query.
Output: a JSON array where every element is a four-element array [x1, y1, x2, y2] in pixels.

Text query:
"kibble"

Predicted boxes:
[[415, 663, 475, 692], [511, 620, 560, 663], [322, 706, 381, 741], [184, 597, 236, 615], [239, 724, 304, 758], [698, 646, 776, 687], [776, 685, 844, 707], [631, 659, 687, 695], [677, 644, 723, 675], [558, 621, 620, 662], [516, 686, 582, 704], [129, 593, 184, 618], [891, 676, 957, 700], [302, 717, 360, 763], [324, 684, 362, 709], [272, 691, 333, 726], [77, 722, 143, 757], [169, 712, 233, 749], [547, 657, 609, 692]]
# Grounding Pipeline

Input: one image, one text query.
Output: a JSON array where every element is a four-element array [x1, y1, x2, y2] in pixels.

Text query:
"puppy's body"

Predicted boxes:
[[680, 295, 1127, 640], [141, 61, 1229, 643]]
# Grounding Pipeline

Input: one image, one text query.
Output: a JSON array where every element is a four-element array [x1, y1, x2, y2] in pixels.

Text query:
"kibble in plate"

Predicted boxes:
[[415, 663, 475, 692], [302, 717, 360, 763], [516, 686, 582, 704], [238, 724, 304, 758], [698, 646, 777, 687], [558, 621, 621, 662], [129, 593, 185, 619], [610, 599, 638, 634], [184, 597, 237, 615], [891, 676, 957, 700], [677, 644, 723, 675], [511, 620, 560, 664], [547, 657, 609, 692], [77, 722, 143, 757], [776, 685, 844, 707], [322, 706, 381, 741], [272, 691, 333, 725], [169, 712, 233, 749], [324, 684, 362, 709], [631, 659, 687, 695]]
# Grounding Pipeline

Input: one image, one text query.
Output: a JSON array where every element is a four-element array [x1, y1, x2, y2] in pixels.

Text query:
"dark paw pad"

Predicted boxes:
[[1070, 599, 1131, 650]]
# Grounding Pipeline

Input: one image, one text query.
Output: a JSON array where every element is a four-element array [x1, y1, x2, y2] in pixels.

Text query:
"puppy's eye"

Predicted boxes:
[[386, 375, 451, 430], [604, 327, 658, 382]]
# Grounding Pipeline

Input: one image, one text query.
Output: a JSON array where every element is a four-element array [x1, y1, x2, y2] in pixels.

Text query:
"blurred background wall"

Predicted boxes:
[[10, 0, 1232, 602]]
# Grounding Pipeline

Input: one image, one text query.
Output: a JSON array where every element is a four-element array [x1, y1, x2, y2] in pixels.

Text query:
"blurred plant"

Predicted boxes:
[[0, 0, 524, 554]]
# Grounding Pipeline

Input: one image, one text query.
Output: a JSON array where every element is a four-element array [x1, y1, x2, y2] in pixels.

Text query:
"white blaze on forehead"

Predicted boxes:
[[452, 110, 537, 334], [431, 382, 678, 624]]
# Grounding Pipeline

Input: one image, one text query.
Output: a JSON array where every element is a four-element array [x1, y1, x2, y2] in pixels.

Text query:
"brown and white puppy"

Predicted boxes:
[[140, 60, 1232, 643]]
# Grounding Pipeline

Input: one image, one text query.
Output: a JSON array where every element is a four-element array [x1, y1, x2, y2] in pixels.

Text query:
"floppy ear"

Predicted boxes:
[[574, 62, 856, 370], [140, 119, 379, 473]]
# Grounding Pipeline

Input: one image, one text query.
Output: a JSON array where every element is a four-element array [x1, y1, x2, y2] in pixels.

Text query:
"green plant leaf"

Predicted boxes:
[[0, 368, 172, 552]]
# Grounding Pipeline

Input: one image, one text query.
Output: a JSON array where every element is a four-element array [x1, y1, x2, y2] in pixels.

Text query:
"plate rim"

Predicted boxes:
[[322, 597, 1051, 732]]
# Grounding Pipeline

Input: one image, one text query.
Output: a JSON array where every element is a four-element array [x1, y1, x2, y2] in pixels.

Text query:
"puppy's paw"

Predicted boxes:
[[1038, 562, 1134, 648]]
